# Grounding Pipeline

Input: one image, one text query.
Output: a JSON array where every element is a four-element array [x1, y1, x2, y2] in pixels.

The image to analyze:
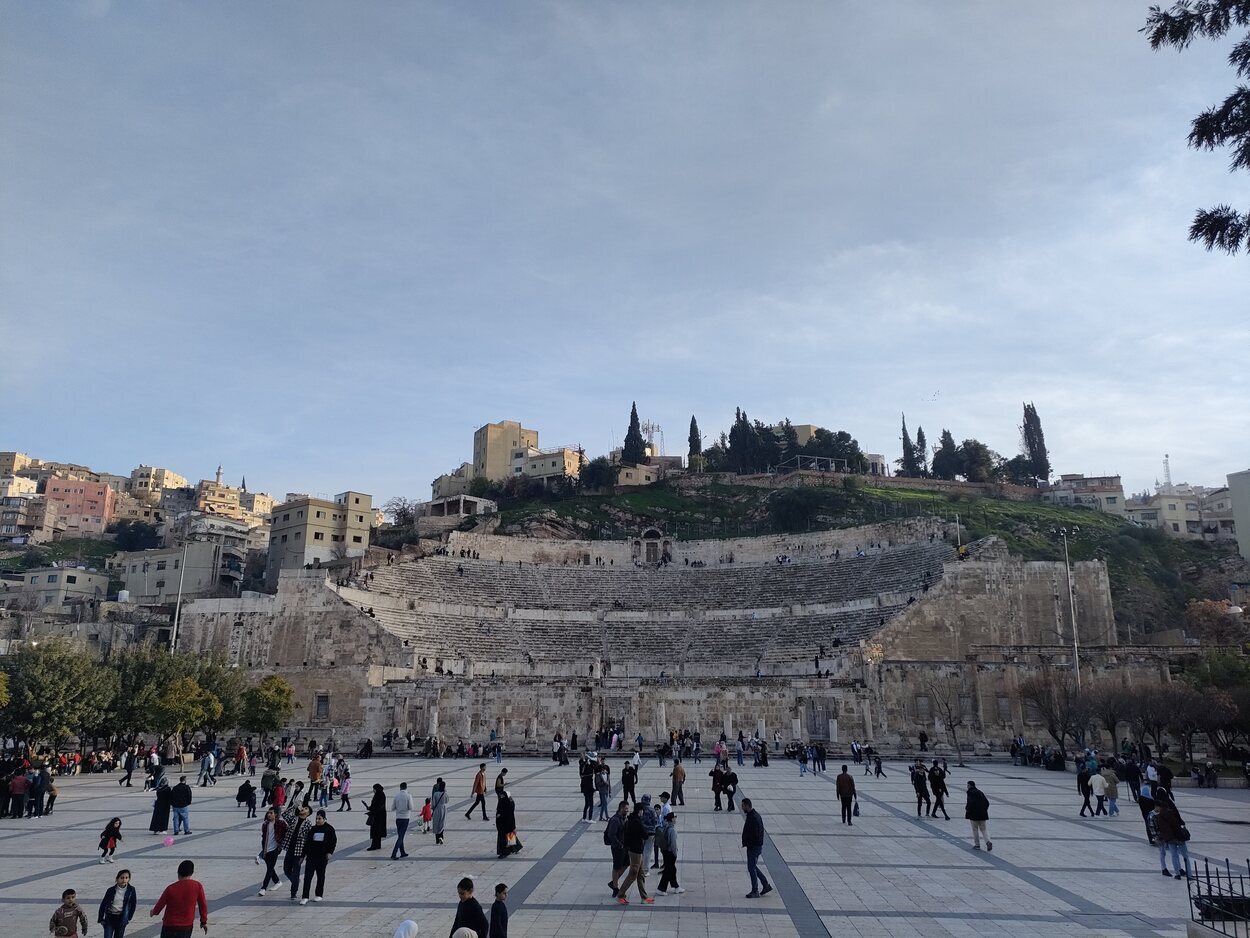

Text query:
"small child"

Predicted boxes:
[[98, 818, 123, 864], [490, 883, 509, 938], [248, 753, 258, 777], [238, 780, 258, 818], [421, 797, 433, 833], [98, 869, 136, 937], [49, 888, 88, 936]]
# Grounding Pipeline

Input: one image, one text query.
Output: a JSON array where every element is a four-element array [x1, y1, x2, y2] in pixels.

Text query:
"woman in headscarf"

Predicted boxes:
[[495, 790, 520, 858], [366, 783, 387, 851], [392, 921, 419, 938], [431, 777, 448, 845], [148, 774, 172, 834]]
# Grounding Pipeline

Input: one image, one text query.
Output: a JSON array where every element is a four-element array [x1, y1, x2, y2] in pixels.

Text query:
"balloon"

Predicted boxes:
[[163, 836, 175, 846]]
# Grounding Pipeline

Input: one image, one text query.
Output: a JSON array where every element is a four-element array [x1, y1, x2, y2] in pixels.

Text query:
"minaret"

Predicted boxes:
[[241, 475, 247, 492], [215, 464, 223, 485]]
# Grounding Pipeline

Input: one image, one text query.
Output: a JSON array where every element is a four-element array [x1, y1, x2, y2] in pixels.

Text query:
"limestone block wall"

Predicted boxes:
[[871, 558, 1117, 661]]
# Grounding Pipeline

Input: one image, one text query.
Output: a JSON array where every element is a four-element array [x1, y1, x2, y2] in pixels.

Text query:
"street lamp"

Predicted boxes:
[[1059, 527, 1081, 687]]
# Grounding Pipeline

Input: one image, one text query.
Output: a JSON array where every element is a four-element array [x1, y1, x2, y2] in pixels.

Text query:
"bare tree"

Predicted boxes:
[[1131, 685, 1174, 759], [1019, 670, 1092, 757], [925, 675, 971, 766], [383, 497, 418, 528], [1087, 684, 1137, 751]]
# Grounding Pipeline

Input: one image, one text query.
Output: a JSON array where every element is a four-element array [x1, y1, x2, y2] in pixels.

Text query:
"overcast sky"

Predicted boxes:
[[3, 1, 1246, 502]]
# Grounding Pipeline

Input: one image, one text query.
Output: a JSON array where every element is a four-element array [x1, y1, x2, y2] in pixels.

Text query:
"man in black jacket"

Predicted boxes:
[[741, 798, 772, 898], [964, 781, 991, 851], [615, 803, 652, 904], [170, 776, 194, 835], [450, 877, 489, 938], [606, 800, 629, 897]]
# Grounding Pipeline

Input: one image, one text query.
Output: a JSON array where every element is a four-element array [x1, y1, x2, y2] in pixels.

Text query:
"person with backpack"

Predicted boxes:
[[615, 802, 653, 905]]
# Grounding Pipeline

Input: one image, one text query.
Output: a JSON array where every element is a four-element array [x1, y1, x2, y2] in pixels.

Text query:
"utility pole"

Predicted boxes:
[[170, 541, 190, 651], [1061, 528, 1081, 687]]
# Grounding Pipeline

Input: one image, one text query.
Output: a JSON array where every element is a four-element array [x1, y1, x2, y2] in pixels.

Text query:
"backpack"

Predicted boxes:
[[640, 806, 658, 837]]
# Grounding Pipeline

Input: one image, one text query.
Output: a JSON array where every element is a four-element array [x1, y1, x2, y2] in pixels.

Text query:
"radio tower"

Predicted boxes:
[[1163, 453, 1173, 494], [640, 420, 664, 457]]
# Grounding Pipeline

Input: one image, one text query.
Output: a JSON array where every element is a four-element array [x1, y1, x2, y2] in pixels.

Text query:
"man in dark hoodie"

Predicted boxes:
[[964, 781, 992, 851], [449, 876, 488, 938]]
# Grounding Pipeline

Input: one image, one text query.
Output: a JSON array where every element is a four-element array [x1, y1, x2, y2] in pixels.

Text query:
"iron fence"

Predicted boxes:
[[1190, 858, 1250, 937]]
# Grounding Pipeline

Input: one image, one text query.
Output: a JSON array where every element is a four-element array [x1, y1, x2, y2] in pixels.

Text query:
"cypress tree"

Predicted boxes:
[[688, 416, 702, 472], [932, 429, 960, 481], [1020, 402, 1051, 484], [900, 414, 920, 477], [915, 426, 929, 477], [623, 402, 646, 464]]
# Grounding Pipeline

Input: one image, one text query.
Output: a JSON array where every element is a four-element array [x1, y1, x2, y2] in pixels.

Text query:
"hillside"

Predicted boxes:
[[465, 477, 1246, 641]]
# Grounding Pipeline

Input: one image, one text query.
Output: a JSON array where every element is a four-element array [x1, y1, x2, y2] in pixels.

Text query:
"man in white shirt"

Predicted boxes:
[[391, 782, 413, 860]]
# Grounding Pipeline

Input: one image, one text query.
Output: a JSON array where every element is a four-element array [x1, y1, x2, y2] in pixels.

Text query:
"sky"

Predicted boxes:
[[2, 1, 1247, 503]]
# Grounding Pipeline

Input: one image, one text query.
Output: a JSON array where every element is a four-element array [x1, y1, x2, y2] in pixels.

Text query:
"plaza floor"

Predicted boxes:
[[2, 754, 1247, 938]]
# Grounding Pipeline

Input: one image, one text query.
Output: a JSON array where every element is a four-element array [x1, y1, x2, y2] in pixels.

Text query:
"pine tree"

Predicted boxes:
[[1020, 402, 1051, 485], [915, 426, 929, 477], [899, 414, 920, 477], [688, 416, 702, 472], [931, 429, 960, 481], [622, 402, 646, 465]]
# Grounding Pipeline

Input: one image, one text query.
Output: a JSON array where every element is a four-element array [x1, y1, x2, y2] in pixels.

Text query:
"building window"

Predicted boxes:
[[314, 532, 324, 540], [156, 561, 167, 571], [1024, 700, 1042, 724], [281, 534, 288, 543], [1105, 497, 1117, 505], [66, 575, 77, 584], [131, 565, 137, 573], [914, 695, 931, 722], [295, 532, 301, 540], [174, 559, 180, 569], [996, 696, 1011, 724], [47, 574, 58, 583], [155, 580, 165, 589], [353, 498, 359, 504], [1172, 523, 1180, 532], [314, 694, 330, 720], [352, 535, 362, 543]]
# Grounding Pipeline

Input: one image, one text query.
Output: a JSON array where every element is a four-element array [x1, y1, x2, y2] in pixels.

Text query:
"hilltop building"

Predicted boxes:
[[264, 491, 373, 588], [1041, 474, 1126, 516]]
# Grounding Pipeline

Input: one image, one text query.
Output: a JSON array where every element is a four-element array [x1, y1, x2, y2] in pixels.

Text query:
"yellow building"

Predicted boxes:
[[128, 465, 189, 504], [113, 492, 164, 526], [518, 447, 581, 487], [432, 462, 474, 500], [265, 490, 373, 588], [474, 421, 538, 482], [0, 475, 38, 498], [0, 452, 34, 475]]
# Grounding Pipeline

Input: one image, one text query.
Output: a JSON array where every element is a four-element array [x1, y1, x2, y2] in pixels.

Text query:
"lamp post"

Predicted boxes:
[[1060, 527, 1081, 687]]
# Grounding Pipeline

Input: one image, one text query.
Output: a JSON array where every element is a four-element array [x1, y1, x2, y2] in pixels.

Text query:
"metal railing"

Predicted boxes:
[[1190, 858, 1250, 937]]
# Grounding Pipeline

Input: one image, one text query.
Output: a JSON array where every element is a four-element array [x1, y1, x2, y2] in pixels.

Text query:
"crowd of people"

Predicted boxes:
[[18, 724, 1221, 937]]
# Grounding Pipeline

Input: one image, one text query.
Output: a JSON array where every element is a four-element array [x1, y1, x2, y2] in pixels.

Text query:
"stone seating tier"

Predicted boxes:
[[367, 541, 954, 613]]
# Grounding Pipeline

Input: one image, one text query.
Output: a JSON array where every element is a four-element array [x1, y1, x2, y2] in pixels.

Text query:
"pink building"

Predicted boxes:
[[45, 476, 116, 537]]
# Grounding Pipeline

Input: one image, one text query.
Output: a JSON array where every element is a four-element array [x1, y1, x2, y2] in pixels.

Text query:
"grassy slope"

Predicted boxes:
[[487, 481, 1240, 638], [0, 538, 116, 573]]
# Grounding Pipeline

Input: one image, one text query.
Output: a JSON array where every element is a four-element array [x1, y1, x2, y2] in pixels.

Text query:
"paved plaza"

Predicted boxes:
[[3, 754, 1247, 937]]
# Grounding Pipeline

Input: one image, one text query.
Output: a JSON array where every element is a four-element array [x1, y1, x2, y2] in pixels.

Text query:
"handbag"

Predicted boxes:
[[853, 800, 860, 817], [1178, 825, 1191, 842], [506, 831, 518, 847]]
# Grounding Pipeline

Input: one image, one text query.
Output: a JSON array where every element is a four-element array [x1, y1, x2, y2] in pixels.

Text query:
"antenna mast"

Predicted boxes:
[[1163, 453, 1173, 493]]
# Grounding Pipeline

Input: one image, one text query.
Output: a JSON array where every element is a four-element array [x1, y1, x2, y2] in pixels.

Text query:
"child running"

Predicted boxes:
[[99, 818, 123, 864]]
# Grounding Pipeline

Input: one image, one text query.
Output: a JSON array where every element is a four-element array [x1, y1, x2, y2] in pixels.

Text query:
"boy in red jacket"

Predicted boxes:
[[150, 860, 208, 936]]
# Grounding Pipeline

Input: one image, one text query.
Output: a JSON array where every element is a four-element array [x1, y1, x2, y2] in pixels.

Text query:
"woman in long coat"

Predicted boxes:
[[366, 783, 387, 851], [495, 791, 520, 858], [149, 776, 172, 834], [431, 778, 448, 845]]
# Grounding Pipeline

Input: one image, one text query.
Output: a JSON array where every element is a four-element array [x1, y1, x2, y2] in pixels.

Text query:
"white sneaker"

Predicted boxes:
[[656, 889, 668, 896], [299, 898, 308, 906], [675, 887, 686, 894], [107, 856, 115, 863], [99, 858, 108, 864], [258, 890, 266, 897], [313, 896, 323, 903]]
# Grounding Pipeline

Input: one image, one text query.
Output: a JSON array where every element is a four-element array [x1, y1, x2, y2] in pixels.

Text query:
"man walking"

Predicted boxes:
[[466, 763, 489, 821], [656, 811, 685, 895], [281, 805, 312, 900], [170, 776, 194, 836], [741, 798, 772, 898], [119, 747, 137, 788], [836, 765, 856, 825], [911, 761, 932, 818], [929, 760, 951, 820], [1077, 763, 1094, 817], [390, 781, 412, 860], [607, 800, 629, 898], [964, 781, 992, 851], [670, 759, 686, 806], [149, 859, 209, 937], [196, 751, 215, 788], [615, 802, 654, 905]]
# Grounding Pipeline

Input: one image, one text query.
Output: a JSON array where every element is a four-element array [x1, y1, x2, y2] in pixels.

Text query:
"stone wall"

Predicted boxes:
[[447, 517, 949, 566]]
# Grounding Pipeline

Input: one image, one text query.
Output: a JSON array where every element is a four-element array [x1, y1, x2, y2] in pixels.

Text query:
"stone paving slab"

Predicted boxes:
[[1, 755, 1246, 937]]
